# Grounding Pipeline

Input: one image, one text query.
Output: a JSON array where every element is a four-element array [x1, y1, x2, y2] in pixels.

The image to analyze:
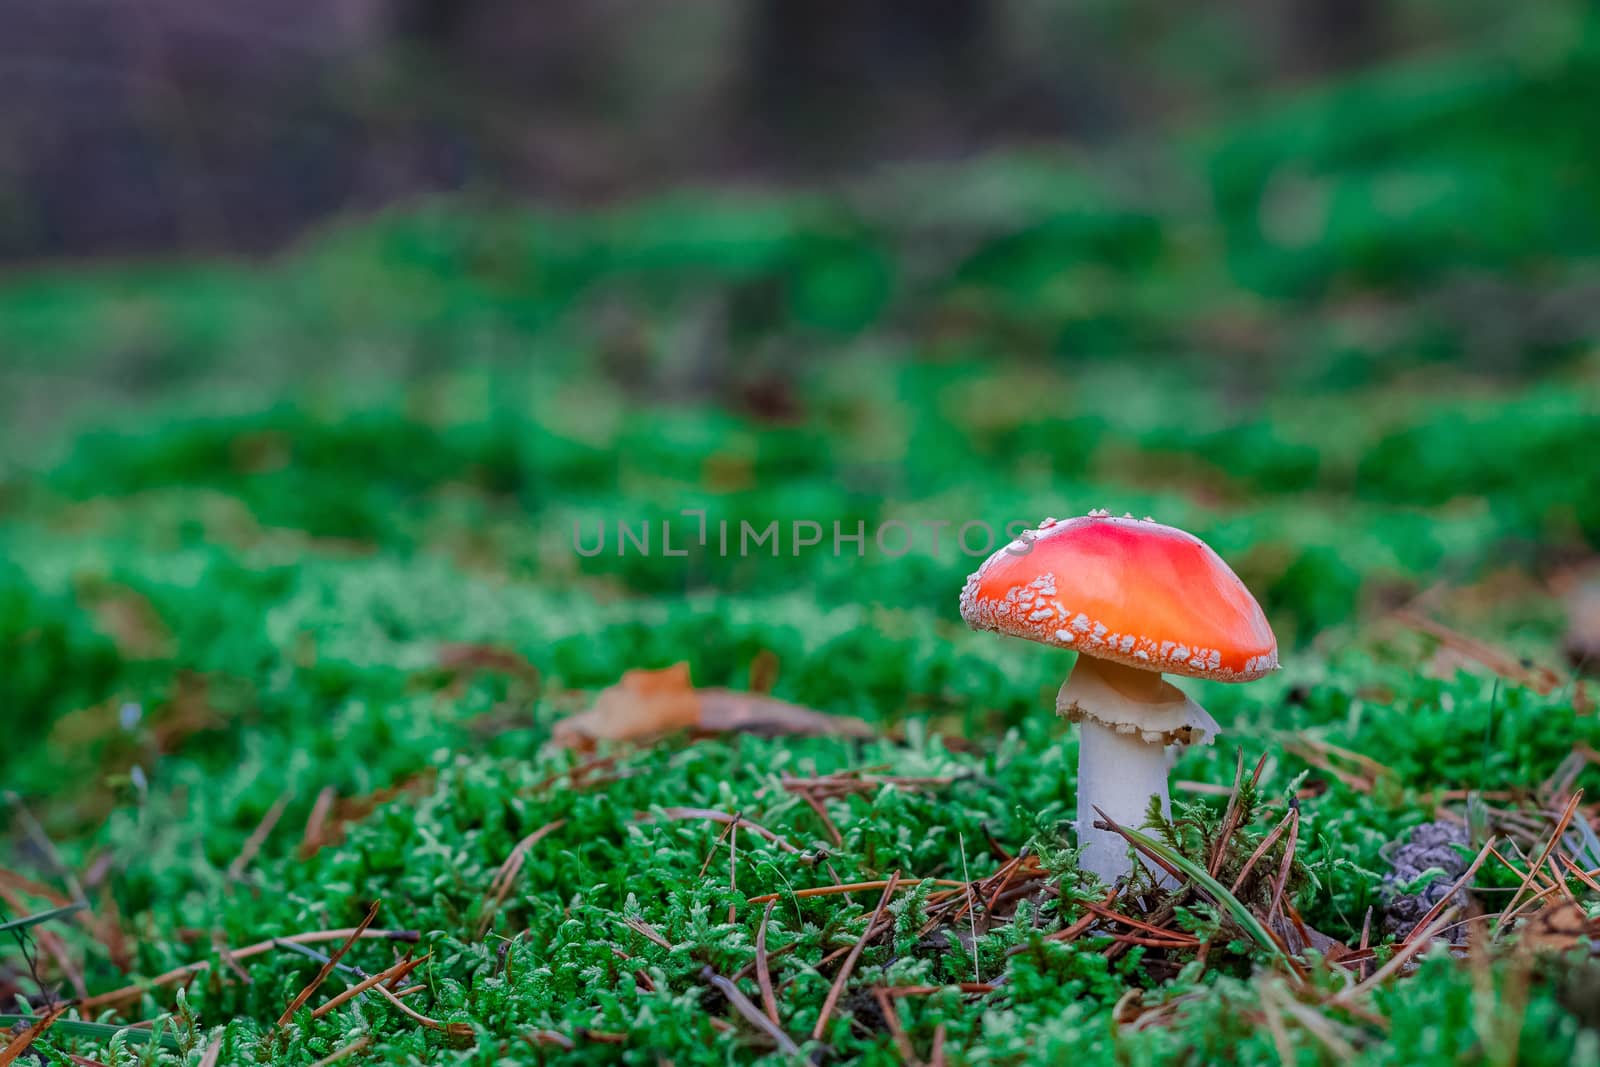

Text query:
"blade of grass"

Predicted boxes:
[[1095, 810, 1292, 972], [0, 903, 87, 934], [0, 1015, 180, 1050]]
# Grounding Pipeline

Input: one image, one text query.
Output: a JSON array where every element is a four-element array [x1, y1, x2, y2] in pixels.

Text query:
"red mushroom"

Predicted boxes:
[[960, 510, 1277, 883]]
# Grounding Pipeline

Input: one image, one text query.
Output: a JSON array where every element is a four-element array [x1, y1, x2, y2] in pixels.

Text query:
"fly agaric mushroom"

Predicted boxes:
[[959, 510, 1277, 883]]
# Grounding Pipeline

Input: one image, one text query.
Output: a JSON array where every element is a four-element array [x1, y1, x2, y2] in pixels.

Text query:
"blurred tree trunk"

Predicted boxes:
[[742, 0, 990, 167]]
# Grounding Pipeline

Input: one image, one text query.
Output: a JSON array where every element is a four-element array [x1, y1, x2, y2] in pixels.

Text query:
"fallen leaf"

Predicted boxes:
[[551, 664, 874, 749], [1516, 900, 1595, 954]]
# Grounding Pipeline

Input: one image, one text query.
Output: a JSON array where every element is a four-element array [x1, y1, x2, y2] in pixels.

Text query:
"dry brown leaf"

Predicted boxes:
[[551, 664, 874, 749], [1515, 900, 1595, 954]]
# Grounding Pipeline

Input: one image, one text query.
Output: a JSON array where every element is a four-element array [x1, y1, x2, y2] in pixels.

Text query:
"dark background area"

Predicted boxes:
[[2, 0, 1491, 260]]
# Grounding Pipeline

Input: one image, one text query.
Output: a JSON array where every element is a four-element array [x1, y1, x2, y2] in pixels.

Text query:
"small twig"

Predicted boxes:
[[701, 967, 803, 1056]]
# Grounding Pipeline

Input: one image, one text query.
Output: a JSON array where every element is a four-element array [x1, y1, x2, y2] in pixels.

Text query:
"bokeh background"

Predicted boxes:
[[4, 0, 1599, 799], [1, 2, 1599, 1060]]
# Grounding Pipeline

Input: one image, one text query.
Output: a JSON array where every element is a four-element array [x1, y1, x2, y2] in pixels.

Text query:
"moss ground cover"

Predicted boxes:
[[3, 18, 1600, 1065]]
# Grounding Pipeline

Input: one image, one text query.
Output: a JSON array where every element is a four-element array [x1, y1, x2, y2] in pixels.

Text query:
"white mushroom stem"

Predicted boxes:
[[1076, 716, 1173, 885], [1058, 655, 1220, 886]]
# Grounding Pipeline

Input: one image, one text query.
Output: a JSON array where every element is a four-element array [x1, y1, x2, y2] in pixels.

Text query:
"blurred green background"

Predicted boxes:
[[1, 2, 1599, 1063]]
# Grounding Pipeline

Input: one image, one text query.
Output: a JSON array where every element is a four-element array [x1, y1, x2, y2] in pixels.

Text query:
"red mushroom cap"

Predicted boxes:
[[959, 511, 1278, 681]]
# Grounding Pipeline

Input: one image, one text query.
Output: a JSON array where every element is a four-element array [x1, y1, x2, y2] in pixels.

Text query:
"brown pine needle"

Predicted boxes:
[[1335, 905, 1460, 1004], [728, 816, 740, 925], [310, 952, 430, 1020], [1396, 837, 1496, 948], [368, 981, 474, 1040], [1268, 809, 1300, 921], [1558, 853, 1600, 893], [227, 790, 292, 882], [309, 1037, 371, 1067], [1357, 906, 1374, 980], [812, 871, 899, 1041], [1073, 899, 1201, 944], [645, 808, 801, 853], [77, 925, 419, 1014], [1266, 980, 1359, 1061], [746, 878, 963, 905], [1486, 844, 1555, 891], [798, 791, 845, 847], [1209, 749, 1248, 876], [756, 901, 779, 1026], [1008, 887, 1119, 955], [523, 1030, 576, 1051], [1229, 809, 1297, 894], [1496, 792, 1583, 936], [476, 819, 567, 939], [624, 917, 673, 950], [277, 901, 380, 1027], [1260, 992, 1296, 1066], [1109, 933, 1205, 949], [300, 787, 337, 858], [874, 988, 915, 1063], [697, 817, 738, 879]]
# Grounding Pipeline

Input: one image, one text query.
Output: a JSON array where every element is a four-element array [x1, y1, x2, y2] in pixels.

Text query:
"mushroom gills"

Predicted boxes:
[[1058, 655, 1220, 884]]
